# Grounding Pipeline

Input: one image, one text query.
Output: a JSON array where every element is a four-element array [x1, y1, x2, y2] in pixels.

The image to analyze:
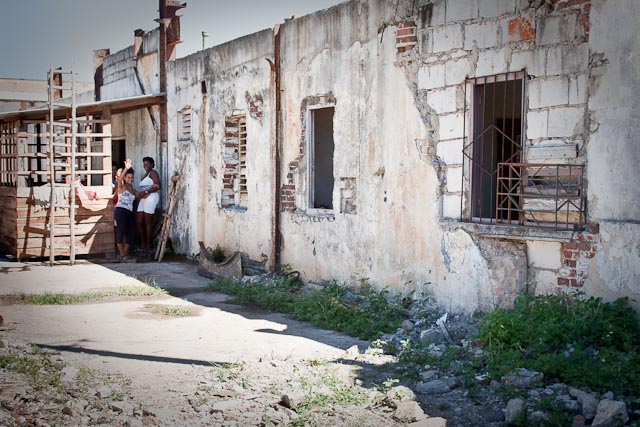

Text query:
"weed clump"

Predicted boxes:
[[211, 244, 225, 263], [478, 293, 640, 396], [3, 286, 167, 305], [208, 277, 407, 340]]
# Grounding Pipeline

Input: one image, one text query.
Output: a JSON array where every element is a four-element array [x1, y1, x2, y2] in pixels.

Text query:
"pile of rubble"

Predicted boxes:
[[0, 341, 161, 427], [369, 299, 639, 427]]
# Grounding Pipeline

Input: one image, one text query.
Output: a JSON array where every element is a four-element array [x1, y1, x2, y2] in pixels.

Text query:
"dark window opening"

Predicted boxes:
[[310, 107, 334, 210], [111, 139, 126, 170], [469, 75, 524, 222]]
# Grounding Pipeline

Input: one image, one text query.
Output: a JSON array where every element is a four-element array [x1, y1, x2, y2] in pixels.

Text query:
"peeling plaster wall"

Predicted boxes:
[[111, 107, 160, 190], [100, 29, 161, 197], [582, 0, 640, 311], [149, 0, 635, 314], [167, 30, 274, 263], [276, 0, 523, 313], [100, 29, 160, 100]]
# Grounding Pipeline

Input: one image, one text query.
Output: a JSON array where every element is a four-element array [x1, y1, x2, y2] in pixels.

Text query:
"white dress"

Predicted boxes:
[[137, 175, 160, 214]]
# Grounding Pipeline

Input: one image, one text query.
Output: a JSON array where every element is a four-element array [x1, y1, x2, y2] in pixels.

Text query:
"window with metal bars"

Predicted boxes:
[[237, 116, 248, 209], [178, 108, 191, 141], [462, 72, 526, 224]]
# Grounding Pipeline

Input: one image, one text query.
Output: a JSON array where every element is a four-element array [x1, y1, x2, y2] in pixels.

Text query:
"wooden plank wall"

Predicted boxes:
[[8, 186, 114, 259], [0, 187, 17, 255]]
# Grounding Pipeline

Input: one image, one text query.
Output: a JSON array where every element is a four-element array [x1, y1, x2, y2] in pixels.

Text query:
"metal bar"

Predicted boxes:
[[461, 79, 467, 220], [48, 67, 56, 266], [478, 83, 485, 222], [518, 163, 524, 225], [70, 66, 77, 265], [496, 162, 585, 230]]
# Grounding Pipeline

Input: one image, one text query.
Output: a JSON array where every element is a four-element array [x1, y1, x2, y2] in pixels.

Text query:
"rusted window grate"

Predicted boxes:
[[178, 108, 191, 140], [462, 71, 527, 224], [237, 116, 248, 208], [496, 163, 585, 230]]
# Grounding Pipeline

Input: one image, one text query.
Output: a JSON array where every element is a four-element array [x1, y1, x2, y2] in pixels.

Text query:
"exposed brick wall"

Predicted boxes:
[[506, 15, 536, 42], [245, 91, 264, 120], [280, 135, 305, 212], [396, 21, 417, 54], [221, 118, 240, 208], [557, 224, 599, 288], [280, 171, 296, 212], [280, 93, 336, 213], [555, 0, 591, 41]]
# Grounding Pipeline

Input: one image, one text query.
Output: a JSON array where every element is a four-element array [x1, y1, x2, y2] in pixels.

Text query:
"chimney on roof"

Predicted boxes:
[[93, 49, 110, 101], [134, 29, 145, 59]]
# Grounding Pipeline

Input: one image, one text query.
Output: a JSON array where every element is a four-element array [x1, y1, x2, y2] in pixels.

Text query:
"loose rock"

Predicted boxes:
[[569, 387, 599, 420], [419, 329, 446, 345], [502, 368, 543, 389], [592, 399, 628, 427], [505, 398, 524, 423], [394, 400, 427, 422], [386, 385, 416, 405], [408, 417, 447, 427], [95, 386, 111, 399], [415, 380, 450, 395]]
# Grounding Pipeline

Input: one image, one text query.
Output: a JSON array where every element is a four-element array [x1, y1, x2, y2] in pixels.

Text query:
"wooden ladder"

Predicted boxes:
[[47, 67, 78, 266], [155, 156, 186, 262]]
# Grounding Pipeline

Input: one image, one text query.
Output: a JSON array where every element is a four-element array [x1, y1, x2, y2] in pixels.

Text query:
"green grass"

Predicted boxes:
[[3, 285, 167, 305], [147, 304, 190, 317], [208, 277, 407, 340], [478, 293, 640, 397], [0, 348, 64, 390], [286, 368, 368, 427], [162, 306, 190, 316]]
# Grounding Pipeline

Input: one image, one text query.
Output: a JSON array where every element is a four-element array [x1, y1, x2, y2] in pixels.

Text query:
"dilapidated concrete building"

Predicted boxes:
[[0, 78, 93, 113], [95, 0, 639, 313]]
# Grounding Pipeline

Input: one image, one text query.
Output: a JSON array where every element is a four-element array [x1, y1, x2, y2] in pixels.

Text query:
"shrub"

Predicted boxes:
[[208, 277, 407, 340], [211, 244, 225, 263], [478, 293, 640, 396]]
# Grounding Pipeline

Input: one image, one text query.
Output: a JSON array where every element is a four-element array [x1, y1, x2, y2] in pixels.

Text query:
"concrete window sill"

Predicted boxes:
[[305, 208, 334, 216], [291, 208, 335, 220], [441, 220, 576, 242], [223, 206, 247, 213]]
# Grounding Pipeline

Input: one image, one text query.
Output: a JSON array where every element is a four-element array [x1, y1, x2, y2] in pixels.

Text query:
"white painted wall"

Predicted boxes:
[[100, 29, 161, 203], [581, 0, 640, 310], [167, 30, 274, 263], [130, 0, 638, 314]]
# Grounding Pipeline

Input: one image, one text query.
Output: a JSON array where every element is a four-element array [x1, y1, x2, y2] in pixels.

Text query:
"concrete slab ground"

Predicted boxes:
[[0, 259, 210, 295], [0, 258, 368, 421]]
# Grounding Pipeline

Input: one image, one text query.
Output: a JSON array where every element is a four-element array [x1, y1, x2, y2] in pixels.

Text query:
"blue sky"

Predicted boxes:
[[0, 0, 344, 82]]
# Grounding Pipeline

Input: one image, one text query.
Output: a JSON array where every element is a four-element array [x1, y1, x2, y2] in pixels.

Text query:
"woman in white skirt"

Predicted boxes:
[[136, 156, 161, 253]]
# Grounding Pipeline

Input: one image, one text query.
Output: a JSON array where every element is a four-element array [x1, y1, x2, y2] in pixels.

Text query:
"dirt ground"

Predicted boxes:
[[0, 258, 435, 426]]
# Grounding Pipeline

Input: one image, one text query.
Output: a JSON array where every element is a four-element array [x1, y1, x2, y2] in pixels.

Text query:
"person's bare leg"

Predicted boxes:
[[117, 243, 125, 257], [136, 212, 146, 250], [144, 213, 155, 251]]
